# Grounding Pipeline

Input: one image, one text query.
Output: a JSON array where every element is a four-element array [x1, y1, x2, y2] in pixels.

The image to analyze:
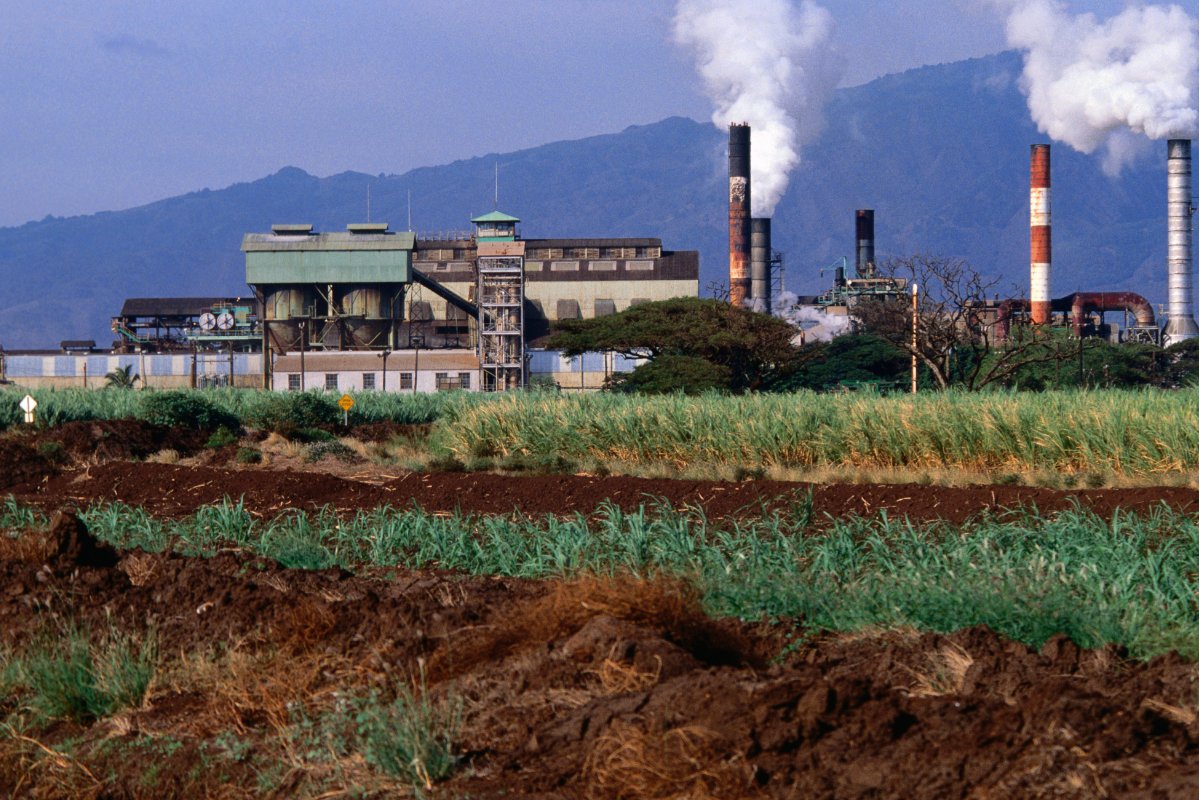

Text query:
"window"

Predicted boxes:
[[287, 374, 300, 391], [324, 373, 338, 391], [400, 372, 414, 390], [458, 372, 471, 390], [362, 372, 375, 390]]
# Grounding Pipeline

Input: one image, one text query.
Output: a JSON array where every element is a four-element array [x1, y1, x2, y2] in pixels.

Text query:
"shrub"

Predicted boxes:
[[18, 623, 156, 722], [356, 672, 461, 790], [236, 446, 262, 464], [204, 426, 239, 449], [289, 427, 336, 443], [251, 393, 339, 435], [37, 441, 67, 464], [303, 440, 358, 464], [138, 391, 240, 432]]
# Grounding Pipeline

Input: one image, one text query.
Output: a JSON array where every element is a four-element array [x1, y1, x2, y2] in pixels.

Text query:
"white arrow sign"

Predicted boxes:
[[19, 394, 37, 424]]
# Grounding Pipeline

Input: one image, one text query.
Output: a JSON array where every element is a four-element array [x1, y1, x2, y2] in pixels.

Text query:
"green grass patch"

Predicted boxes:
[[12, 622, 156, 723], [67, 496, 1198, 661], [429, 389, 1198, 479]]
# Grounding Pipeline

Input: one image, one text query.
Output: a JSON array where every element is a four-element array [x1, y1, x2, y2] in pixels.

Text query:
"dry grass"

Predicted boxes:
[[428, 574, 752, 682], [118, 553, 159, 587], [593, 645, 663, 695], [583, 720, 757, 800], [0, 732, 103, 800], [0, 531, 56, 563], [1141, 698, 1198, 727], [146, 449, 179, 465], [902, 643, 975, 697]]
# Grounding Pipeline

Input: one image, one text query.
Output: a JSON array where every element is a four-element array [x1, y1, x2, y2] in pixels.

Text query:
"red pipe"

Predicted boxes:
[[995, 293, 1155, 340]]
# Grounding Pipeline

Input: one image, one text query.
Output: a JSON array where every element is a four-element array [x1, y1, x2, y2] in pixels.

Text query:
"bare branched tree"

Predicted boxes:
[[852, 254, 1078, 391]]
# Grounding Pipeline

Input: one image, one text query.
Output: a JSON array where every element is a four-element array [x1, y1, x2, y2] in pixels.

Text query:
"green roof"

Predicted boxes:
[[471, 210, 520, 224]]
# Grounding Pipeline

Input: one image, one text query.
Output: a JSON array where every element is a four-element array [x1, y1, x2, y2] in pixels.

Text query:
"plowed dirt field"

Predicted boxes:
[[0, 420, 1195, 798]]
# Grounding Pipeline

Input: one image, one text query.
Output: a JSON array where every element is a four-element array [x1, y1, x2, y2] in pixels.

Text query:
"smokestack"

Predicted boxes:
[[750, 218, 772, 313], [855, 209, 875, 278], [1164, 139, 1198, 346], [1030, 144, 1052, 325], [728, 123, 752, 307]]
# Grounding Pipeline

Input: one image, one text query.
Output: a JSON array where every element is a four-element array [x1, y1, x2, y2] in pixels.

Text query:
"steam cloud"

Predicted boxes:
[[773, 291, 853, 342], [673, 0, 843, 216], [1000, 0, 1198, 173]]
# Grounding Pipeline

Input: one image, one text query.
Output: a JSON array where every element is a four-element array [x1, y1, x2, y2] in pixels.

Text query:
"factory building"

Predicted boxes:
[[242, 210, 697, 393], [0, 211, 699, 392]]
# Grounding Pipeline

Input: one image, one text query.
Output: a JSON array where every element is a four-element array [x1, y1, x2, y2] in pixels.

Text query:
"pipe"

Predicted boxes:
[[1068, 292, 1155, 338], [996, 293, 1154, 341], [1164, 139, 1198, 345], [728, 123, 752, 307], [1030, 144, 1051, 325], [995, 298, 1030, 341], [855, 209, 875, 278], [750, 217, 771, 313]]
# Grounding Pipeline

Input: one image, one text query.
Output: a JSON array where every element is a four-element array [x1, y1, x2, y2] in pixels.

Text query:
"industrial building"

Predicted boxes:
[[0, 211, 699, 392], [764, 128, 1196, 347]]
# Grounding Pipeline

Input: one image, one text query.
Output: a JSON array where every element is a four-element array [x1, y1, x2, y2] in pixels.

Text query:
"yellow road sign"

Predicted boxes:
[[338, 394, 355, 411]]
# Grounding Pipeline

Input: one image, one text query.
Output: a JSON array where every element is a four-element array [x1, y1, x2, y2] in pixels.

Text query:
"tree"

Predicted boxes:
[[104, 364, 140, 389], [852, 254, 1077, 391], [778, 333, 908, 391], [614, 354, 732, 395], [545, 297, 811, 392]]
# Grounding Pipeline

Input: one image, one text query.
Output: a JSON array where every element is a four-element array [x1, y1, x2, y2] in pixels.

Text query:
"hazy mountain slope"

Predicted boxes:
[[0, 51, 1179, 348]]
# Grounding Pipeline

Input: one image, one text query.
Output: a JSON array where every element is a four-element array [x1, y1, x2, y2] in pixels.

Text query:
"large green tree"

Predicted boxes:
[[545, 297, 809, 392]]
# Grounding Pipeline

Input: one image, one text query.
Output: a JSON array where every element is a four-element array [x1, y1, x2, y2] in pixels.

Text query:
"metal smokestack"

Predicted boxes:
[[1164, 139, 1198, 346], [1030, 144, 1052, 325], [728, 123, 752, 307], [855, 209, 875, 278], [750, 217, 771, 313]]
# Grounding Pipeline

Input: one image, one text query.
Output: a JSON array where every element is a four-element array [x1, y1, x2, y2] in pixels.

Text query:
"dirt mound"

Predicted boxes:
[[0, 419, 207, 492], [0, 537, 1193, 799], [10, 461, 1197, 524], [45, 418, 207, 461], [0, 439, 52, 491], [46, 509, 118, 568]]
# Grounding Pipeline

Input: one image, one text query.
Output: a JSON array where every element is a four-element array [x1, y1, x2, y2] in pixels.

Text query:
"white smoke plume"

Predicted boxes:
[[773, 291, 854, 342], [1000, 0, 1198, 174], [673, 0, 843, 216]]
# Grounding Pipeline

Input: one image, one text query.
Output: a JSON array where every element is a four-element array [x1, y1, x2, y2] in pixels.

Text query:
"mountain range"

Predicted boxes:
[[0, 50, 1187, 349]]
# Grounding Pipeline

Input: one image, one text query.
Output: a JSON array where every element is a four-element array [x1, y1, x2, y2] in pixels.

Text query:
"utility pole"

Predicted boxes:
[[911, 283, 919, 394], [379, 348, 390, 392], [298, 320, 307, 391]]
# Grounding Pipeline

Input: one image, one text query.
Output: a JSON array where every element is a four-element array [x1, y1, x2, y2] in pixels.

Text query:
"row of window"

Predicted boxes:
[[286, 372, 472, 391], [414, 246, 662, 261], [525, 246, 661, 259]]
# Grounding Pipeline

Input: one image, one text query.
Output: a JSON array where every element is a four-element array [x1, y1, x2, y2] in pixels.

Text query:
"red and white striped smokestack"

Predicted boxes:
[[1030, 144, 1051, 325], [728, 123, 752, 307]]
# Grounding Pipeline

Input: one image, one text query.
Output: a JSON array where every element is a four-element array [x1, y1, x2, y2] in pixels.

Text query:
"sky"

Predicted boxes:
[[0, 0, 1133, 228]]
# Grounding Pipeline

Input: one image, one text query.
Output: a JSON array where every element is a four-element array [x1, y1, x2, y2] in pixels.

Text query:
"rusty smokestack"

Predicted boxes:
[[750, 217, 771, 313], [1164, 139, 1198, 346], [855, 209, 875, 278], [1030, 144, 1051, 325], [728, 123, 752, 307]]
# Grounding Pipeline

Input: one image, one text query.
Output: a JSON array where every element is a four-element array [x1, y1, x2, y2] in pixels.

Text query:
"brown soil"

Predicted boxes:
[[0, 419, 206, 492], [0, 516, 1194, 799], [1, 419, 1195, 798], [4, 460, 1194, 524]]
